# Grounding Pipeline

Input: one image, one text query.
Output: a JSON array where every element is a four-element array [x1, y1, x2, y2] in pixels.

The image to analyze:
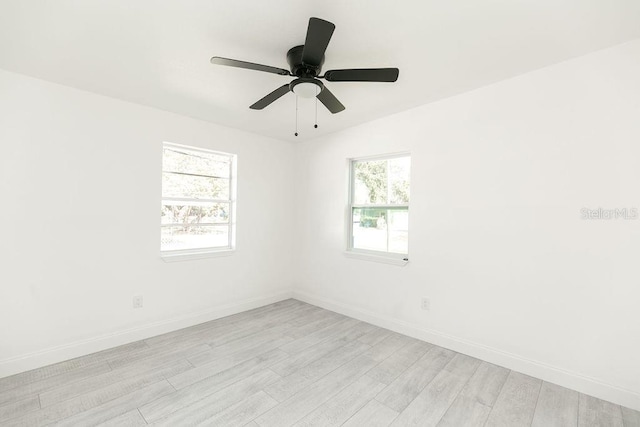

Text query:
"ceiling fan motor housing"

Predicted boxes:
[[287, 45, 324, 77]]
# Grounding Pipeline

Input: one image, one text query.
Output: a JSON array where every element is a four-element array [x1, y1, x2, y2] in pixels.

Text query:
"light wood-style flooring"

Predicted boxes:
[[1, 299, 638, 426]]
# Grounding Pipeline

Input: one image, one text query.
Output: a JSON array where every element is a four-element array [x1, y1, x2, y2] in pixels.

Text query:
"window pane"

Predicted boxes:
[[162, 172, 229, 200], [161, 225, 229, 251], [353, 160, 388, 205], [163, 146, 230, 178], [352, 207, 408, 254], [388, 157, 410, 204], [161, 202, 229, 225]]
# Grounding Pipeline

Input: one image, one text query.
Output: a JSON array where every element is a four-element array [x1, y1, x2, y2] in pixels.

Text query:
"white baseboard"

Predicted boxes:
[[0, 289, 293, 379], [293, 290, 640, 412]]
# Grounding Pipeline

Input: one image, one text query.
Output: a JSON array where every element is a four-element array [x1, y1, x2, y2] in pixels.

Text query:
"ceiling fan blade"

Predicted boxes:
[[324, 68, 399, 82], [249, 84, 291, 110], [301, 18, 335, 67], [211, 57, 290, 76], [316, 86, 345, 114]]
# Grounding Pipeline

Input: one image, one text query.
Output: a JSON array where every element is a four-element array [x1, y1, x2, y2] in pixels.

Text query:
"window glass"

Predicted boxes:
[[349, 155, 410, 256], [161, 143, 235, 254]]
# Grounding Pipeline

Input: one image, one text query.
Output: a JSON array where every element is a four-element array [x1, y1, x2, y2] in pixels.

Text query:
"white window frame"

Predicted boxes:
[[161, 142, 237, 262], [346, 152, 410, 264]]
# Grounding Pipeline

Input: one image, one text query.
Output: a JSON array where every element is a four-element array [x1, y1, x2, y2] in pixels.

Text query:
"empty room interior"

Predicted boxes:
[[1, 1, 640, 426]]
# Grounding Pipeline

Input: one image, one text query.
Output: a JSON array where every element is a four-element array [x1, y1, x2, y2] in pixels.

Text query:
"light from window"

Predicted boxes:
[[161, 142, 236, 254], [349, 154, 410, 256]]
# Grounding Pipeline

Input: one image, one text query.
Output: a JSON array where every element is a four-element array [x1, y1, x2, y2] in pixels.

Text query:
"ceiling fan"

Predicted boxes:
[[210, 17, 399, 114]]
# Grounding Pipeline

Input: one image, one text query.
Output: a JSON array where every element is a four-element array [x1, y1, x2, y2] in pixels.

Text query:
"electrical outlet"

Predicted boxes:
[[421, 297, 430, 311], [133, 295, 143, 309]]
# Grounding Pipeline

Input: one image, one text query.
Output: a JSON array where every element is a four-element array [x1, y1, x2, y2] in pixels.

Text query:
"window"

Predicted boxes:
[[348, 154, 410, 258], [161, 142, 236, 256]]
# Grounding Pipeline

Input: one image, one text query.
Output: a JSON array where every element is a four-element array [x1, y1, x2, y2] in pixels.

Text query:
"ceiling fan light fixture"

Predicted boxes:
[[292, 81, 320, 98]]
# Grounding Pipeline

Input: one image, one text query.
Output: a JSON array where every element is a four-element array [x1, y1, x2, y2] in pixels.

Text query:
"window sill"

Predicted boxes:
[[161, 249, 235, 263], [343, 251, 409, 266]]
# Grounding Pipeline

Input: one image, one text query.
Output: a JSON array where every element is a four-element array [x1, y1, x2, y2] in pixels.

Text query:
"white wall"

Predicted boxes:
[[0, 69, 295, 376], [293, 40, 640, 410]]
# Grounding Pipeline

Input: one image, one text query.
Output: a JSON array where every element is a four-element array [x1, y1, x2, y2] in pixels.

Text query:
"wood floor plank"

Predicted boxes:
[[439, 395, 491, 427], [168, 347, 287, 390], [107, 342, 210, 370], [357, 327, 394, 347], [342, 399, 399, 427], [255, 354, 380, 427], [276, 304, 328, 327], [285, 313, 345, 340], [4, 370, 179, 426], [198, 320, 287, 353], [285, 307, 341, 329], [375, 346, 455, 412], [201, 304, 322, 350], [82, 341, 151, 366], [187, 327, 292, 367], [0, 341, 150, 394], [204, 331, 295, 366], [0, 359, 96, 393], [390, 353, 481, 426], [262, 372, 311, 404], [0, 354, 113, 393], [54, 380, 174, 427], [270, 337, 353, 378], [438, 361, 510, 427], [622, 406, 640, 427], [361, 333, 414, 363], [278, 318, 362, 355], [140, 350, 287, 421], [578, 393, 623, 427], [229, 302, 306, 328], [141, 330, 224, 357], [293, 375, 386, 427], [39, 358, 191, 407], [531, 381, 579, 427], [224, 299, 306, 325], [98, 409, 147, 426], [366, 339, 431, 385], [150, 369, 280, 425], [271, 321, 379, 377], [0, 396, 40, 423], [0, 362, 112, 407], [199, 390, 278, 427], [484, 371, 542, 427], [263, 340, 371, 402]]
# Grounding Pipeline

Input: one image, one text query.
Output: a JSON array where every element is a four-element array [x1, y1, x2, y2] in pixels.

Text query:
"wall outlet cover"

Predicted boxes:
[[133, 295, 143, 309]]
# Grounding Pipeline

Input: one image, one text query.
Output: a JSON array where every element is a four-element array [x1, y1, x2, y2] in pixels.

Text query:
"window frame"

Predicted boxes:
[[161, 141, 237, 261], [347, 152, 410, 262]]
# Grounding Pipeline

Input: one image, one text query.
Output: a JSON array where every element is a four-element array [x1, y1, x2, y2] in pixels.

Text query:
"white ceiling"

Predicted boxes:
[[1, 1, 639, 142]]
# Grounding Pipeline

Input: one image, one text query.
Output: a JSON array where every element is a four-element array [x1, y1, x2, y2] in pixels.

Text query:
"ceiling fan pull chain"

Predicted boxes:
[[295, 96, 299, 136], [314, 86, 319, 129]]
